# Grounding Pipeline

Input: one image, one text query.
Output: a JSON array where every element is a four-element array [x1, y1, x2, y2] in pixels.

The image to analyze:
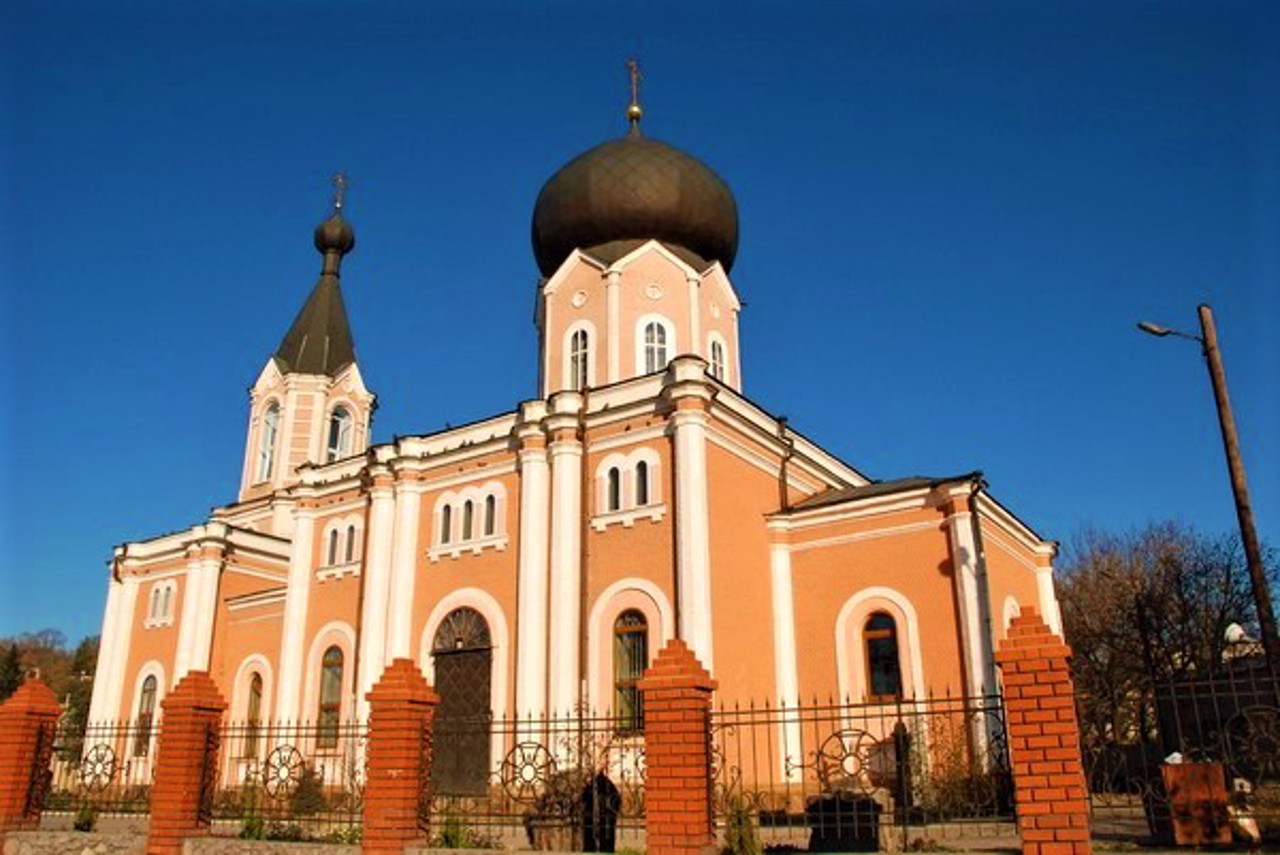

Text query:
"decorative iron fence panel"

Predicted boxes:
[[710, 693, 1015, 851], [43, 720, 158, 818], [1082, 665, 1280, 845], [423, 709, 645, 850], [210, 720, 366, 843]]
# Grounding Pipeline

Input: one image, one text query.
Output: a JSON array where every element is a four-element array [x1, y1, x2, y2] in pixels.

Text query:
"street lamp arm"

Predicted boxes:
[[1136, 321, 1202, 343]]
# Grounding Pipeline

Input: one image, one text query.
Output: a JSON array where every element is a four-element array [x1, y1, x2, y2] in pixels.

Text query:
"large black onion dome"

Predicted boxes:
[[532, 129, 738, 277]]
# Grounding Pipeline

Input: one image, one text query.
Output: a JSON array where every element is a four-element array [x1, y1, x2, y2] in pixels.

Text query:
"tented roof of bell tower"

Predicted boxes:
[[273, 209, 358, 378]]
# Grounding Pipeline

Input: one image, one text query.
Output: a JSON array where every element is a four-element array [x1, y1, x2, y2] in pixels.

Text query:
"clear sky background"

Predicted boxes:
[[2, 1, 1277, 642]]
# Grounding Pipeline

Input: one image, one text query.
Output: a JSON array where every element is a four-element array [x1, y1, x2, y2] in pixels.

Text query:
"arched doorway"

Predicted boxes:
[[431, 607, 493, 795]]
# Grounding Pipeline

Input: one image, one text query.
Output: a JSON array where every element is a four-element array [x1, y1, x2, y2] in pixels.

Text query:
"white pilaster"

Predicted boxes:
[[945, 509, 989, 698], [514, 403, 550, 719], [1036, 567, 1062, 635], [385, 482, 424, 661], [686, 273, 701, 358], [668, 358, 715, 670], [769, 538, 802, 781], [606, 271, 621, 383], [89, 574, 137, 722], [546, 395, 584, 715], [276, 505, 317, 721], [358, 473, 397, 719], [187, 554, 223, 673], [732, 310, 743, 388]]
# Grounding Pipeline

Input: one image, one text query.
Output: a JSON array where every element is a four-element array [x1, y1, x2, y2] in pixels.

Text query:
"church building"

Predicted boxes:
[[87, 91, 1061, 752]]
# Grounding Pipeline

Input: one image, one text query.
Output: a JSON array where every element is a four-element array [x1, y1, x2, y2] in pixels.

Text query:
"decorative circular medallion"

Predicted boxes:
[[499, 742, 557, 803], [263, 745, 306, 799], [645, 283, 663, 300], [571, 290, 588, 308], [80, 744, 117, 792]]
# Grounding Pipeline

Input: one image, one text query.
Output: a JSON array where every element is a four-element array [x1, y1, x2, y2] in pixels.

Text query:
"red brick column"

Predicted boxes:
[[363, 659, 439, 855], [995, 608, 1091, 855], [146, 672, 226, 855], [0, 679, 62, 833], [639, 639, 718, 855]]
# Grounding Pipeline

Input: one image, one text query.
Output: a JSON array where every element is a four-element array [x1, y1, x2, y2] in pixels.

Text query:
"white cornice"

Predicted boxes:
[[769, 487, 941, 531], [974, 492, 1056, 558], [542, 250, 605, 296], [604, 239, 701, 279]]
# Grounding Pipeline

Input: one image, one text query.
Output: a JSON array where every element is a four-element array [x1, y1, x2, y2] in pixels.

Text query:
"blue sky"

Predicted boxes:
[[2, 1, 1277, 642]]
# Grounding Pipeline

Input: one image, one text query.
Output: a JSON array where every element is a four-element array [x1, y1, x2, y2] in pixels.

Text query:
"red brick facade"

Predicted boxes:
[[639, 639, 718, 855], [362, 658, 439, 855], [996, 608, 1092, 855], [146, 672, 226, 855], [0, 679, 62, 833]]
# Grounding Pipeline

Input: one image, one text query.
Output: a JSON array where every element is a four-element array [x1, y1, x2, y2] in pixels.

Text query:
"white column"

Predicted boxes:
[[276, 505, 317, 721], [546, 403, 583, 715], [945, 508, 989, 698], [1036, 567, 1062, 635], [769, 539, 802, 781], [385, 483, 423, 661], [358, 476, 397, 719], [174, 542, 221, 683], [686, 273, 701, 358], [606, 271, 621, 383], [514, 410, 550, 719], [89, 574, 138, 722], [669, 365, 715, 670]]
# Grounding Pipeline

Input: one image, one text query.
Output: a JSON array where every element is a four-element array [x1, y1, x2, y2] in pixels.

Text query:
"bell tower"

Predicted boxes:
[[239, 177, 376, 502]]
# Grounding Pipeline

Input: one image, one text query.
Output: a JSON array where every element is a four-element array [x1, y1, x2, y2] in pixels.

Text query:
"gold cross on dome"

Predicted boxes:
[[626, 58, 643, 126], [331, 171, 349, 211]]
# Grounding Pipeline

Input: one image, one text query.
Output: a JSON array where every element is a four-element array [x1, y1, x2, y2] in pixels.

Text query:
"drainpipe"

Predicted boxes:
[[776, 416, 794, 511]]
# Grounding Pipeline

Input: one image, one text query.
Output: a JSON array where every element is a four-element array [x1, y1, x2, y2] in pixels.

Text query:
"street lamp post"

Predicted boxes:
[[1137, 303, 1279, 682]]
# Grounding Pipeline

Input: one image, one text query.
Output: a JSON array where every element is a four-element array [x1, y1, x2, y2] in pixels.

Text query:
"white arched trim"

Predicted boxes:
[[591, 446, 666, 531], [302, 621, 356, 725], [131, 659, 167, 713], [144, 578, 177, 628], [230, 653, 275, 722], [1001, 596, 1022, 639], [429, 482, 511, 561], [834, 587, 926, 703], [562, 319, 598, 392], [634, 313, 677, 377], [317, 513, 364, 580], [586, 578, 675, 712], [418, 587, 510, 720]]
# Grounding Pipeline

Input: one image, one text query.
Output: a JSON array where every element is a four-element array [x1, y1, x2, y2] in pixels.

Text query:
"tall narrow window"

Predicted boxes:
[[570, 329, 590, 391], [318, 646, 343, 748], [710, 340, 726, 381], [613, 610, 648, 732], [134, 676, 157, 757], [326, 407, 352, 462], [345, 525, 356, 563], [643, 322, 668, 374], [483, 495, 496, 537], [257, 404, 280, 482], [160, 583, 173, 619], [864, 612, 903, 701], [245, 672, 263, 757], [635, 460, 649, 506], [441, 505, 452, 545], [462, 500, 474, 540], [150, 586, 161, 619], [607, 468, 622, 512], [327, 528, 340, 566]]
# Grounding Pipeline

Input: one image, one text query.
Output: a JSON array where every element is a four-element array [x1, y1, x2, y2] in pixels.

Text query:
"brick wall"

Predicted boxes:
[[0, 680, 62, 834], [146, 672, 226, 855], [362, 659, 438, 855]]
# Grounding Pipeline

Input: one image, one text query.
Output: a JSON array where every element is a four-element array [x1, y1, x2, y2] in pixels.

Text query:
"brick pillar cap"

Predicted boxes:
[[160, 671, 227, 714], [367, 658, 439, 705], [0, 677, 61, 716], [637, 638, 717, 691], [995, 607, 1073, 664]]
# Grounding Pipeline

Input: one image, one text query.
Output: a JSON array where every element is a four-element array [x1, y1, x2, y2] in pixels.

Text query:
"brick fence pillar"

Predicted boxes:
[[363, 659, 439, 855], [0, 679, 62, 833], [146, 672, 226, 855], [995, 607, 1092, 855], [639, 639, 718, 855]]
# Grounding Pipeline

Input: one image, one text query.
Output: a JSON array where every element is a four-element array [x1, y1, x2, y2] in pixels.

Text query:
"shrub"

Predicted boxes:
[[73, 807, 97, 832], [722, 796, 762, 855]]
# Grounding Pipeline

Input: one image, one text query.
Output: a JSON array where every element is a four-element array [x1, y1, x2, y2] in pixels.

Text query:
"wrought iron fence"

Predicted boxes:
[[40, 720, 158, 820], [1082, 663, 1280, 845], [710, 693, 1015, 851], [424, 708, 646, 850], [209, 719, 366, 842]]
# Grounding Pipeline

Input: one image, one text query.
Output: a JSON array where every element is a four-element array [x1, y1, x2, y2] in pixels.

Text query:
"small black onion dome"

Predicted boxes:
[[532, 130, 738, 277], [314, 211, 356, 256]]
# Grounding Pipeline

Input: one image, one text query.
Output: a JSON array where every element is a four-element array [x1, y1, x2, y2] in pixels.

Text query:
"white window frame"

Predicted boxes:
[[634, 315, 676, 377], [256, 402, 281, 483], [429, 482, 510, 561], [592, 448, 665, 531], [564, 321, 596, 392], [144, 579, 177, 628], [707, 333, 728, 382], [326, 405, 353, 462]]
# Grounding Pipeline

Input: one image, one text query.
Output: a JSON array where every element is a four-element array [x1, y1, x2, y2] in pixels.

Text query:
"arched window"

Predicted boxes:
[[570, 329, 590, 391], [345, 525, 356, 563], [134, 675, 157, 756], [607, 467, 622, 512], [160, 583, 173, 619], [149, 586, 161, 619], [635, 460, 649, 506], [613, 610, 648, 732], [441, 505, 452, 545], [318, 646, 343, 748], [710, 340, 726, 381], [327, 528, 340, 566], [326, 406, 353, 462], [245, 672, 263, 757], [256, 403, 280, 482], [863, 612, 903, 701], [483, 495, 496, 537], [643, 322, 668, 374], [462, 500, 474, 540]]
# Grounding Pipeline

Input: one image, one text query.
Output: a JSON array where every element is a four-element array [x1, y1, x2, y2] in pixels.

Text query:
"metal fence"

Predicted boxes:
[[208, 719, 367, 842], [1082, 663, 1280, 845], [40, 720, 157, 821], [425, 709, 646, 850], [710, 693, 1015, 851]]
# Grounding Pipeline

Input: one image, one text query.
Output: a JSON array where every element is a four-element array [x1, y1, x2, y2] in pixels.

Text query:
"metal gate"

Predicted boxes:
[[432, 607, 493, 796]]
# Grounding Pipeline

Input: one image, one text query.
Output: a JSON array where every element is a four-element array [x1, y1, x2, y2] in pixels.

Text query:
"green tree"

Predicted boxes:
[[0, 645, 22, 701]]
